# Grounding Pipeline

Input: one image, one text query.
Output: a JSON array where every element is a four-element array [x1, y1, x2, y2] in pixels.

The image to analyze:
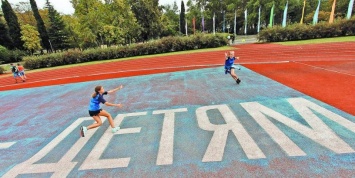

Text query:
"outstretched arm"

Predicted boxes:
[[105, 102, 123, 108], [107, 85, 123, 94]]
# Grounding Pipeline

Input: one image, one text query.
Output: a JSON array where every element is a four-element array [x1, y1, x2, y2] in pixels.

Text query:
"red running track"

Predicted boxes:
[[244, 60, 355, 115], [1, 42, 354, 91], [0, 42, 354, 115]]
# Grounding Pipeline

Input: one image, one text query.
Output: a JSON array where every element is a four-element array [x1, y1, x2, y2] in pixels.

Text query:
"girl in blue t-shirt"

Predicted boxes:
[[80, 85, 123, 137], [224, 51, 241, 84]]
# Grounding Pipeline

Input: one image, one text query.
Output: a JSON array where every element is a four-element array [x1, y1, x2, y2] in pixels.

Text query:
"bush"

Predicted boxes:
[[0, 66, 5, 74], [7, 50, 27, 63], [0, 45, 26, 64], [24, 34, 228, 69], [258, 17, 355, 42], [0, 45, 9, 64]]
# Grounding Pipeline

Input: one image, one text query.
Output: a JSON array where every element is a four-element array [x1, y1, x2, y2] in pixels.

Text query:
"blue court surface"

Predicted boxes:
[[0, 67, 354, 177]]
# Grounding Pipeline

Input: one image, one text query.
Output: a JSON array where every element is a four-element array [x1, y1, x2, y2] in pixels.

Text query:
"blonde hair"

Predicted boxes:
[[92, 86, 102, 98]]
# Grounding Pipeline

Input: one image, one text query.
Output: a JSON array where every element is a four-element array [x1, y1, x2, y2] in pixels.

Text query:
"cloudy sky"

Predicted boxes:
[[2, 0, 179, 14]]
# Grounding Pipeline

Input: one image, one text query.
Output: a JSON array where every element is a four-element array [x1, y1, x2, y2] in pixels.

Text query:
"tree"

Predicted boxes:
[[186, 0, 204, 33], [72, 0, 140, 47], [30, 0, 51, 52], [72, 0, 103, 48], [62, 15, 81, 49], [99, 0, 141, 45], [130, 0, 163, 41], [13, 2, 36, 26], [161, 3, 179, 37], [20, 24, 42, 54], [1, 0, 24, 49], [0, 18, 14, 49], [180, 0, 186, 34], [13, 2, 50, 29], [46, 0, 70, 51]]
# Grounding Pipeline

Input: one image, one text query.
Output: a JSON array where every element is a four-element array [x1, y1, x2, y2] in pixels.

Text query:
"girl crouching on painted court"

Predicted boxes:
[[224, 51, 241, 84], [80, 85, 123, 137]]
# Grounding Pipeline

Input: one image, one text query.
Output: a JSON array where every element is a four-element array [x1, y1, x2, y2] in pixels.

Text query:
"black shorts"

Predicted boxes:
[[89, 109, 102, 116]]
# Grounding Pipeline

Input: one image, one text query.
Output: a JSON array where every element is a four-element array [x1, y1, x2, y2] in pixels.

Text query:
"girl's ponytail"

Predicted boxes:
[[92, 86, 102, 98]]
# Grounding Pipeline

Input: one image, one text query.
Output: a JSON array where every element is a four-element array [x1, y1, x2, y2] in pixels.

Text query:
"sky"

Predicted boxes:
[[2, 0, 179, 14]]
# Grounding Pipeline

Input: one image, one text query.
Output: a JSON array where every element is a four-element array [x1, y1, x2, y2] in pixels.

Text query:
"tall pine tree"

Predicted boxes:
[[180, 0, 186, 35], [46, 0, 70, 51], [1, 0, 24, 49], [29, 0, 51, 52], [0, 18, 14, 49]]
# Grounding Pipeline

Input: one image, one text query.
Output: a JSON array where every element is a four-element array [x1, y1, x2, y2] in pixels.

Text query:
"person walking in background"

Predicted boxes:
[[10, 63, 25, 83], [17, 63, 27, 80]]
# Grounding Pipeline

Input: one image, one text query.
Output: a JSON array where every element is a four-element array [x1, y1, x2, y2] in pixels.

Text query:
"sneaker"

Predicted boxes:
[[112, 127, 120, 133], [80, 126, 87, 137], [236, 78, 241, 84]]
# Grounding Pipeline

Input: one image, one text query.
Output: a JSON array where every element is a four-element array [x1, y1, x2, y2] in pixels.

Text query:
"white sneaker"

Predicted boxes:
[[112, 127, 120, 133], [80, 126, 87, 137]]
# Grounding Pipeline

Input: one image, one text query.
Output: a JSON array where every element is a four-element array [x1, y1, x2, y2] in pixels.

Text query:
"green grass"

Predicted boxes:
[[22, 46, 235, 73], [276, 36, 355, 45]]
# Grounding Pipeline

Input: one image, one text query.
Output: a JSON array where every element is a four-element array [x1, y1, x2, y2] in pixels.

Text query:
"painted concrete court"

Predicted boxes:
[[0, 67, 354, 177]]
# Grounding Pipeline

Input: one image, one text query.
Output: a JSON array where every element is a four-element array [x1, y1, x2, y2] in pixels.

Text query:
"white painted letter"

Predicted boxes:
[[153, 108, 188, 165], [241, 102, 307, 157], [3, 117, 101, 178], [79, 112, 147, 170], [196, 105, 265, 162], [241, 97, 355, 154]]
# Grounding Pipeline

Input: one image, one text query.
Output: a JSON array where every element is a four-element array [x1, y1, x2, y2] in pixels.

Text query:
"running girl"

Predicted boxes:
[[17, 63, 27, 80], [80, 85, 123, 137], [10, 63, 25, 83], [224, 51, 241, 84]]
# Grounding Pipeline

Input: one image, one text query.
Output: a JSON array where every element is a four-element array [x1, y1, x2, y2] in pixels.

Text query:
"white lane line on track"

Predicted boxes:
[[0, 142, 16, 149], [293, 61, 355, 77]]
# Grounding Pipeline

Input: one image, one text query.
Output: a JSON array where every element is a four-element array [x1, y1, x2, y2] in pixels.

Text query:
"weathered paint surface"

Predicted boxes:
[[0, 67, 354, 177]]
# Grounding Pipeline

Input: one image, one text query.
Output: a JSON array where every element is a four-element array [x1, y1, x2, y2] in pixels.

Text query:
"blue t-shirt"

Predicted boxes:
[[89, 91, 108, 111], [225, 57, 236, 69]]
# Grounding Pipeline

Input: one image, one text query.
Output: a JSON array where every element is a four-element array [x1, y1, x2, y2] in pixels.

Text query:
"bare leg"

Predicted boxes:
[[230, 69, 238, 81], [230, 74, 238, 80], [87, 115, 102, 130], [99, 110, 115, 128], [20, 75, 25, 81]]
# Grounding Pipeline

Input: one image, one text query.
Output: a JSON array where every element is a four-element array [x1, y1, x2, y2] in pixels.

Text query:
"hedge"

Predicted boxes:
[[0, 45, 26, 64], [0, 66, 4, 74], [258, 17, 355, 42], [24, 34, 228, 69]]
